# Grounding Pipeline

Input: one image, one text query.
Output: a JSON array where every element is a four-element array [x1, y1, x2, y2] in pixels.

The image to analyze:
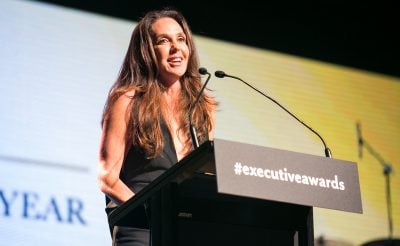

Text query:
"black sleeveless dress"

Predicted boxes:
[[106, 121, 179, 246]]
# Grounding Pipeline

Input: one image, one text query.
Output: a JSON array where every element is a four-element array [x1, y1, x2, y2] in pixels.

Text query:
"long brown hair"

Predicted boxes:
[[102, 8, 216, 158]]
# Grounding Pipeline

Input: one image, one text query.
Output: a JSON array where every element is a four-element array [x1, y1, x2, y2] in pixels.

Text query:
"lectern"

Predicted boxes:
[[108, 139, 362, 246]]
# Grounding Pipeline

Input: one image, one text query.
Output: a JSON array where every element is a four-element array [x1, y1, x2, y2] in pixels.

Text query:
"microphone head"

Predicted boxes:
[[198, 67, 209, 75], [215, 70, 226, 78]]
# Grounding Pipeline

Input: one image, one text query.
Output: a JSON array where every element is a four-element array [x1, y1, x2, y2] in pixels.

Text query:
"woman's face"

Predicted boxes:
[[152, 17, 190, 86]]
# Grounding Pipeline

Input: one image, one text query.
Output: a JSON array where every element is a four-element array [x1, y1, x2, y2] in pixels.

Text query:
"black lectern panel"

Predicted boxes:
[[173, 174, 312, 246], [108, 141, 314, 246]]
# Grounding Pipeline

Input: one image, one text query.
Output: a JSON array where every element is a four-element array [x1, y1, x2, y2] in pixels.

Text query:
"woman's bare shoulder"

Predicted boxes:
[[115, 89, 135, 106], [110, 88, 136, 118]]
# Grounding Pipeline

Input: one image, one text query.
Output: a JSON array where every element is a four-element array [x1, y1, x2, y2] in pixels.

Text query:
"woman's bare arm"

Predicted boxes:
[[97, 92, 135, 205]]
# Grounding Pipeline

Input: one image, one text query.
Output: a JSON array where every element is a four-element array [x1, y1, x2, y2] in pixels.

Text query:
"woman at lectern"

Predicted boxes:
[[97, 8, 216, 246]]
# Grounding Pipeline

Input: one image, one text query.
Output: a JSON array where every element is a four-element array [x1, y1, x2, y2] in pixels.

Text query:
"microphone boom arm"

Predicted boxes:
[[189, 68, 212, 149], [357, 122, 394, 239], [217, 71, 332, 158]]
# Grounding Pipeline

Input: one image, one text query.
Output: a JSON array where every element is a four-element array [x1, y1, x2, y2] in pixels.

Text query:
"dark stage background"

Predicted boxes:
[[35, 0, 399, 78]]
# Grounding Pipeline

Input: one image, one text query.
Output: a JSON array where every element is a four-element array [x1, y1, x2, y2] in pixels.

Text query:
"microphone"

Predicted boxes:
[[356, 121, 363, 158], [188, 67, 212, 149], [215, 70, 332, 158]]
